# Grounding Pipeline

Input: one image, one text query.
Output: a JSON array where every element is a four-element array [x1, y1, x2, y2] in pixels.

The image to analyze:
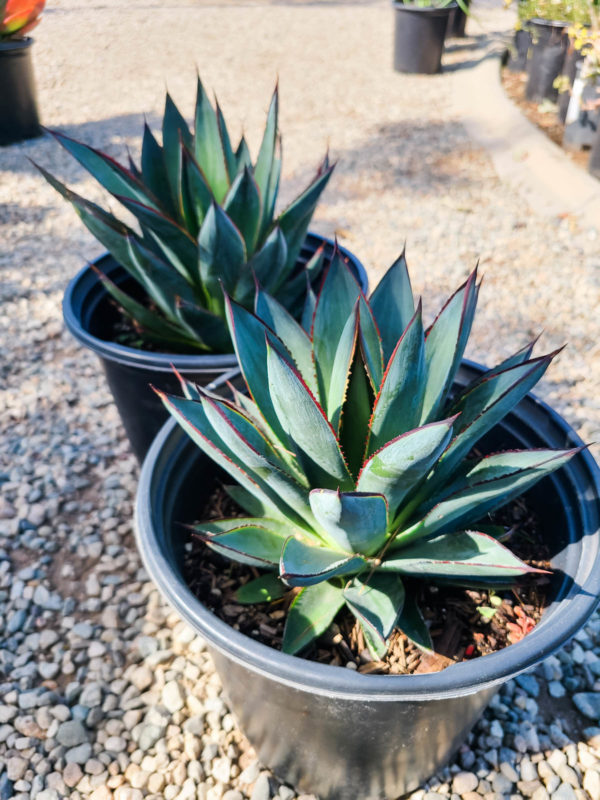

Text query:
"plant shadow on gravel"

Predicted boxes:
[[0, 111, 160, 176]]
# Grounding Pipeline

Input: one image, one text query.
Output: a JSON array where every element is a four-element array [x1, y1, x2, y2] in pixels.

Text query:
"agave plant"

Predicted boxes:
[[157, 250, 577, 658], [37, 80, 333, 352], [0, 0, 45, 38]]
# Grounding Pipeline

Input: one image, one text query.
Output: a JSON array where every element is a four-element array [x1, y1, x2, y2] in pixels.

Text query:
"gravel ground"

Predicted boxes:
[[2, 1, 600, 799]]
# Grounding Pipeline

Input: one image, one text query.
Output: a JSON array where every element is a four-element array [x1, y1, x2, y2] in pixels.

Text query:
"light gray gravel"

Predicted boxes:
[[1, 1, 600, 799]]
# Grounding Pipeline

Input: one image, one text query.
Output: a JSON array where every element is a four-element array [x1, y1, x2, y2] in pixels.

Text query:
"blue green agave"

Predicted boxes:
[[158, 250, 577, 658], [38, 80, 333, 352]]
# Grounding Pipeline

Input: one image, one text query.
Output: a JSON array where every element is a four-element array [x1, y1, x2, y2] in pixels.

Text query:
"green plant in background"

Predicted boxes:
[[0, 0, 45, 39], [512, 0, 591, 27], [399, 0, 468, 11], [158, 250, 577, 658], [37, 80, 333, 353]]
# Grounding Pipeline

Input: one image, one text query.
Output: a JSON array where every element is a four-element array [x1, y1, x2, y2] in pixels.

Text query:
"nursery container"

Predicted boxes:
[[526, 18, 569, 102], [135, 360, 600, 800], [392, 2, 455, 74], [0, 38, 41, 145]]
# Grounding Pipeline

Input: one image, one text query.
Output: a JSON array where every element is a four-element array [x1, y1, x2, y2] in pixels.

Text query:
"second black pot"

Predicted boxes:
[[0, 38, 42, 146], [506, 27, 532, 72], [446, 0, 469, 38], [63, 234, 368, 462], [392, 2, 454, 75], [526, 18, 569, 102], [135, 360, 600, 800]]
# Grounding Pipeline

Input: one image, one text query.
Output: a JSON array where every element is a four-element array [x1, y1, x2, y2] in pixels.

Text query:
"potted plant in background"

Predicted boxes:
[[39, 80, 367, 460], [0, 0, 45, 146], [392, 0, 463, 74], [136, 250, 600, 799], [561, 18, 600, 162], [507, 0, 590, 100]]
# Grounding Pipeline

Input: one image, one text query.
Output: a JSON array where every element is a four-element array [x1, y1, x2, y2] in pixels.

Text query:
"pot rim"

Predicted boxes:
[[135, 360, 600, 702], [0, 36, 34, 52], [528, 17, 570, 28], [62, 233, 368, 372]]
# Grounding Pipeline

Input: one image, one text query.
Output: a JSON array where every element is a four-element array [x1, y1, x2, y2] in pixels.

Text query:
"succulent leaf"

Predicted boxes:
[[94, 270, 195, 348], [357, 418, 456, 519], [309, 490, 388, 555], [223, 166, 262, 255], [225, 296, 293, 445], [358, 296, 384, 392], [194, 521, 288, 568], [427, 354, 556, 492], [266, 340, 354, 492], [280, 537, 366, 586], [198, 393, 319, 532], [400, 448, 578, 544], [141, 123, 178, 220], [172, 299, 231, 353], [366, 302, 426, 456], [397, 592, 433, 652], [327, 304, 359, 431], [420, 269, 478, 424], [162, 93, 193, 222], [235, 574, 287, 604], [117, 197, 198, 285], [182, 144, 215, 231], [384, 530, 543, 579], [245, 227, 289, 297], [369, 250, 414, 365], [158, 390, 293, 520], [193, 78, 229, 203], [198, 203, 247, 313], [224, 484, 285, 520], [255, 287, 318, 395], [253, 87, 278, 226], [301, 276, 317, 334], [343, 574, 405, 659], [282, 581, 345, 655], [216, 101, 238, 183], [50, 130, 160, 211], [340, 352, 374, 480], [313, 249, 362, 405]]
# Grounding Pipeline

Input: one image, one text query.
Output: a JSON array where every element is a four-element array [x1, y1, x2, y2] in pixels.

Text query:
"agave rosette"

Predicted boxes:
[[0, 0, 45, 37], [37, 80, 333, 352], [158, 250, 577, 658]]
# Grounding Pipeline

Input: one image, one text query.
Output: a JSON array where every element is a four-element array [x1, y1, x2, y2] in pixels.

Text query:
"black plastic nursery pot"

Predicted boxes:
[[392, 2, 455, 75], [446, 0, 469, 39], [0, 38, 42, 146], [506, 27, 532, 72], [135, 360, 600, 800], [525, 18, 569, 102], [63, 234, 368, 462]]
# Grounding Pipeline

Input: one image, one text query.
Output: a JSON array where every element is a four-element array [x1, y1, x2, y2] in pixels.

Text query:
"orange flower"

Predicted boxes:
[[0, 0, 46, 38]]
